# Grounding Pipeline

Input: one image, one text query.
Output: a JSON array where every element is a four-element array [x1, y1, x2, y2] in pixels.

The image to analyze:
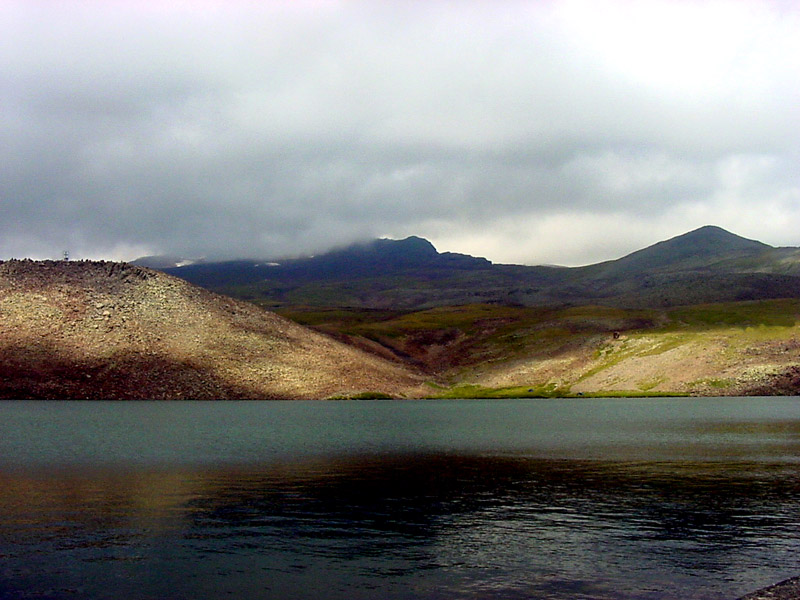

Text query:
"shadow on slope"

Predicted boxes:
[[0, 340, 277, 400]]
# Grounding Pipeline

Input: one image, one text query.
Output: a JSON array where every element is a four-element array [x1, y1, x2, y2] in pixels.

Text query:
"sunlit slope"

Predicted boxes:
[[474, 301, 800, 397], [0, 260, 423, 399], [282, 301, 800, 396]]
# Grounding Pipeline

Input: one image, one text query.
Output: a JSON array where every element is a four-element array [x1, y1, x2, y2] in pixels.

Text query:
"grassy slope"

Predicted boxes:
[[278, 300, 800, 397]]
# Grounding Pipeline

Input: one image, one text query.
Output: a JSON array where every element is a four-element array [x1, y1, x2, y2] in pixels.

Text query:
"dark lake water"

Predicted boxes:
[[1, 397, 800, 600]]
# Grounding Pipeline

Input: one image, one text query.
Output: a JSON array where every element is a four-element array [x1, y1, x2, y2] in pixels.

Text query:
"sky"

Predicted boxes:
[[2, 0, 799, 267]]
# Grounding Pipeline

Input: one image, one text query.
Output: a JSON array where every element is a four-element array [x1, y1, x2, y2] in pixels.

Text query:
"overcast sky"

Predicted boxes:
[[2, 1, 798, 266]]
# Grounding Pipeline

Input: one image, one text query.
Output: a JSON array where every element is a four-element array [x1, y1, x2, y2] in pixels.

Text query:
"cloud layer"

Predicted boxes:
[[2, 1, 799, 265]]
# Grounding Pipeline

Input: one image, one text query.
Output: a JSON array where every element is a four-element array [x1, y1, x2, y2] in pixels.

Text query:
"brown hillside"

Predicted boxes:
[[0, 260, 424, 400], [283, 304, 800, 397]]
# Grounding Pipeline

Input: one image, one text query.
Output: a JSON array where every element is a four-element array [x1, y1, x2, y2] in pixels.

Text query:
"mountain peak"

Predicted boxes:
[[676, 225, 769, 247], [308, 235, 487, 277], [606, 225, 771, 274], [359, 236, 439, 259]]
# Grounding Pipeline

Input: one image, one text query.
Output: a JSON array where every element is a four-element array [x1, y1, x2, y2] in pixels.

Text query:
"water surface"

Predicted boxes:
[[1, 397, 799, 599]]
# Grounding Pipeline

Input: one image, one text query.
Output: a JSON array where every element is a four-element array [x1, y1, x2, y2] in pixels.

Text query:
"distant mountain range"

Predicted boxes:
[[137, 226, 800, 309]]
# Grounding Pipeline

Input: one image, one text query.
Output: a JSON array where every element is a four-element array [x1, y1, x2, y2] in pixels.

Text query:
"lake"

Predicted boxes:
[[1, 397, 799, 599]]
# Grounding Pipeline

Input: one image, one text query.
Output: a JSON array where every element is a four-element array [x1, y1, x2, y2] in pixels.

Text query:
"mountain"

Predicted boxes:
[[0, 260, 423, 400], [143, 226, 800, 310], [585, 225, 771, 277], [534, 225, 800, 307], [143, 236, 492, 289]]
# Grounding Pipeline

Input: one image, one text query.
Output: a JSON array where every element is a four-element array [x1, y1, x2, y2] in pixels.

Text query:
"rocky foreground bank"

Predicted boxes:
[[0, 260, 424, 400], [737, 576, 800, 599]]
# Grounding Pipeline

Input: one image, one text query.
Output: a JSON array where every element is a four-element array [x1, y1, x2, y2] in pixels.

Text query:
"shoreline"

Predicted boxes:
[[737, 576, 800, 599]]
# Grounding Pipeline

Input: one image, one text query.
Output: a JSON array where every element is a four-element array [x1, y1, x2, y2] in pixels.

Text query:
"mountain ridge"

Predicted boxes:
[[143, 226, 800, 309]]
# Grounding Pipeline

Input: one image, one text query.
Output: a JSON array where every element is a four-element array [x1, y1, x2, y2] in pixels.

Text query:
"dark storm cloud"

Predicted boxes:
[[1, 1, 798, 265]]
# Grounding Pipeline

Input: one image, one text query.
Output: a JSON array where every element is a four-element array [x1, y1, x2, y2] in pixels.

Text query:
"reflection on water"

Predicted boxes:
[[1, 398, 800, 599], [2, 457, 800, 599]]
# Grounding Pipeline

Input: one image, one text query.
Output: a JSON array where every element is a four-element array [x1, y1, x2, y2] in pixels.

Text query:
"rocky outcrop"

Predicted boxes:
[[736, 576, 800, 599], [0, 260, 424, 400]]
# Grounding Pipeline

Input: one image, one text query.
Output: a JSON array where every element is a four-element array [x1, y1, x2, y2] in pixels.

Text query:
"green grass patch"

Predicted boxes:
[[691, 378, 733, 389], [574, 390, 689, 398], [581, 339, 642, 380], [276, 307, 407, 330], [433, 385, 687, 399], [667, 299, 800, 330], [637, 376, 667, 392], [740, 324, 799, 342], [434, 383, 571, 399], [637, 334, 695, 357]]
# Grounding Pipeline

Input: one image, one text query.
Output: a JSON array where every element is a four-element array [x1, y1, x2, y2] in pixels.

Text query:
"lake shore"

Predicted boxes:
[[737, 576, 800, 599]]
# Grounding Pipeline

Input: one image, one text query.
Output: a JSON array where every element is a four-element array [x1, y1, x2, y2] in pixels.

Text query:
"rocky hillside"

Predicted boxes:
[[0, 260, 424, 400], [283, 302, 800, 397], [466, 304, 800, 397]]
